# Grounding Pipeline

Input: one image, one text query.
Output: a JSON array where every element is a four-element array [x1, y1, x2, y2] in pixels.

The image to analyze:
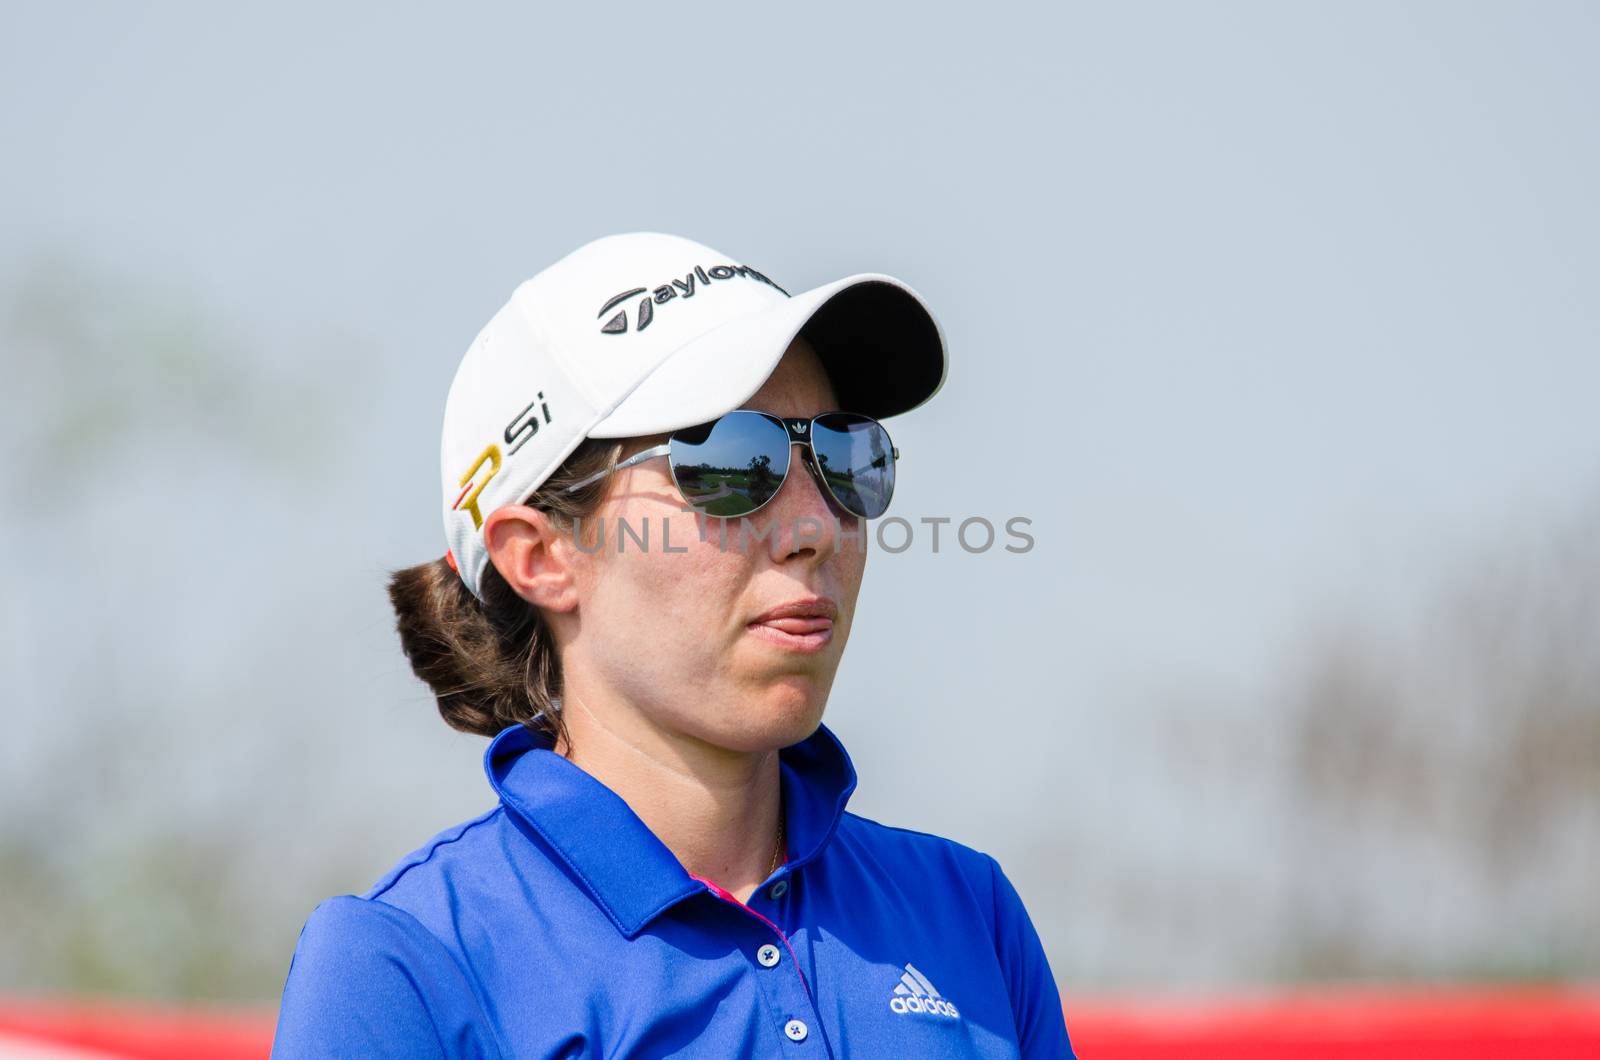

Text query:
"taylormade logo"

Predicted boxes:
[[597, 263, 789, 334]]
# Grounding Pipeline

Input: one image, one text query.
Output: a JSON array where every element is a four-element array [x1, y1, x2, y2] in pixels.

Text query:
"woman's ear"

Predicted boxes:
[[482, 506, 581, 612]]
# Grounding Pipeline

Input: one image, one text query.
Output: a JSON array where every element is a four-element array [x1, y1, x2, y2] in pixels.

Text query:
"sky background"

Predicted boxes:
[[2, 1, 1597, 997]]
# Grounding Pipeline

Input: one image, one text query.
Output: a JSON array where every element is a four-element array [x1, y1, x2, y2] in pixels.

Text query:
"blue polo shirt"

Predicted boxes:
[[272, 722, 1074, 1058]]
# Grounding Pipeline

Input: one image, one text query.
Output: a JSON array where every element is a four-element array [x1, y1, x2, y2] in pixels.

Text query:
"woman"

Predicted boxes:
[[272, 233, 1074, 1059]]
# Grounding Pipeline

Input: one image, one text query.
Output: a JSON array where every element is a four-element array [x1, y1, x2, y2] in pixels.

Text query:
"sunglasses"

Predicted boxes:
[[561, 410, 899, 520]]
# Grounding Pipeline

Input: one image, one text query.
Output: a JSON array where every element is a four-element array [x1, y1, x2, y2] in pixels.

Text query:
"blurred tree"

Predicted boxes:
[[1279, 494, 1600, 981], [0, 255, 351, 999]]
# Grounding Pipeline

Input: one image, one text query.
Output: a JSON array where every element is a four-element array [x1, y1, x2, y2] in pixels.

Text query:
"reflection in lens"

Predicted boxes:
[[811, 413, 895, 519], [669, 412, 791, 517]]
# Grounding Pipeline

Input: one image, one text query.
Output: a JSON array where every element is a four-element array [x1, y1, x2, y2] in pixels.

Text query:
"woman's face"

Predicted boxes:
[[565, 334, 867, 754]]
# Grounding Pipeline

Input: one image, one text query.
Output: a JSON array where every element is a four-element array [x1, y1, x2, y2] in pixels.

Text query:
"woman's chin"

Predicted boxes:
[[691, 694, 828, 754]]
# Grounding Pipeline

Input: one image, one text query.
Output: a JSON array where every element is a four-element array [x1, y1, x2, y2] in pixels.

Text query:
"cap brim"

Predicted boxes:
[[586, 273, 946, 438]]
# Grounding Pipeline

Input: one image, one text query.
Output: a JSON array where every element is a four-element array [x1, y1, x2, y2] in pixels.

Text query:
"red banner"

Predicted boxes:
[[2, 986, 1598, 1058]]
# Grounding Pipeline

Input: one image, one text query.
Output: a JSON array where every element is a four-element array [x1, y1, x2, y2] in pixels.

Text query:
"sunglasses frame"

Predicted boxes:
[[559, 409, 899, 520]]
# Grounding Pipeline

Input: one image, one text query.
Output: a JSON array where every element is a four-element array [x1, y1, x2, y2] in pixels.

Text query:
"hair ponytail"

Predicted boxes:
[[387, 437, 624, 746]]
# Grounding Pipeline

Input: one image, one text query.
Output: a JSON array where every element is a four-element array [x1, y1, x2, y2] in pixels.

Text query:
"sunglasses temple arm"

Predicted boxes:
[[560, 443, 672, 495]]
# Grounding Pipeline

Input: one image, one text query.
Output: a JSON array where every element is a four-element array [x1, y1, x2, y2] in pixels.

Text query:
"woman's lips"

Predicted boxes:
[[747, 616, 834, 652], [747, 597, 838, 653]]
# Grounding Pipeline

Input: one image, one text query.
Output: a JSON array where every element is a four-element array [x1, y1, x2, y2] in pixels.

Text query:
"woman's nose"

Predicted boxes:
[[762, 442, 845, 557]]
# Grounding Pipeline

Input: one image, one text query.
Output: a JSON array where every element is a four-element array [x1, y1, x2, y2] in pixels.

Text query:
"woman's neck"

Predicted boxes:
[[553, 684, 784, 905]]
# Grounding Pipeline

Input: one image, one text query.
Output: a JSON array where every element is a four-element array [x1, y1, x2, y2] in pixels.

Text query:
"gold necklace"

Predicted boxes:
[[768, 797, 786, 876]]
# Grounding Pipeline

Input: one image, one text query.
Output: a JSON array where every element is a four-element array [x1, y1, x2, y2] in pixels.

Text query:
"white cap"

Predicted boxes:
[[441, 232, 947, 599]]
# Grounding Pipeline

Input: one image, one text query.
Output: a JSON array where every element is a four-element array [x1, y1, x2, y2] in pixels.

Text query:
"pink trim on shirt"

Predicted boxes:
[[688, 856, 808, 997]]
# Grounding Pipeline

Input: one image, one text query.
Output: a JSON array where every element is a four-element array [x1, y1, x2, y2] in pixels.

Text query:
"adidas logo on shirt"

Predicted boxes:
[[888, 963, 961, 1019]]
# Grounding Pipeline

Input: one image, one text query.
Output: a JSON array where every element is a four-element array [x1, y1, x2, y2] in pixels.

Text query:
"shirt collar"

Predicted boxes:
[[484, 720, 859, 938]]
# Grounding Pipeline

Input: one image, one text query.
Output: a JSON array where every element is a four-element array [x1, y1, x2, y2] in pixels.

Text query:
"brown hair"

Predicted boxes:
[[387, 437, 626, 748]]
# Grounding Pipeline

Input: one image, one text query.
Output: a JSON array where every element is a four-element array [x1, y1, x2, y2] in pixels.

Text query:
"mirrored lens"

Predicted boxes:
[[810, 413, 895, 519], [668, 412, 791, 517]]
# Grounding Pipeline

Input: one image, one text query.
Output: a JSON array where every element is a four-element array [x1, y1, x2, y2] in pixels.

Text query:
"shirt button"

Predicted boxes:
[[768, 879, 789, 900], [784, 1018, 808, 1042], [757, 943, 782, 968]]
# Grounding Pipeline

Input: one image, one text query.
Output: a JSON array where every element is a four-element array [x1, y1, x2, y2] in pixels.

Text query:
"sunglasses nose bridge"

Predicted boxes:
[[796, 440, 871, 528], [794, 441, 826, 491], [750, 433, 824, 517]]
